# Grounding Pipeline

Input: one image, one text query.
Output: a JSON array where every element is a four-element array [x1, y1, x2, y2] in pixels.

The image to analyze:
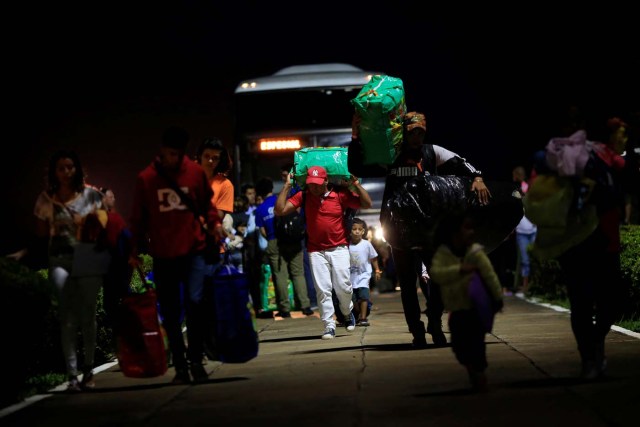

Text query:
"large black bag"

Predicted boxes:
[[383, 175, 523, 254], [274, 212, 306, 243]]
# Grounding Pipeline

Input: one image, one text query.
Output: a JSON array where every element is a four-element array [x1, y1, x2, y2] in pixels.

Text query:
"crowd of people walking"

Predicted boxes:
[[6, 103, 638, 393]]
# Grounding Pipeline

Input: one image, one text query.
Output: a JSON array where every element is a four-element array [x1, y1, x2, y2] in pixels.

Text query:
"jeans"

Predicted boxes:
[[50, 255, 103, 377], [516, 231, 536, 278], [153, 254, 207, 369]]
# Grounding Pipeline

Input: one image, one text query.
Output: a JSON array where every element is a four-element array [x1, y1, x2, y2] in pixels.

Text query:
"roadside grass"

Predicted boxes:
[[529, 294, 640, 333], [537, 297, 570, 311], [23, 373, 68, 397], [616, 316, 640, 333]]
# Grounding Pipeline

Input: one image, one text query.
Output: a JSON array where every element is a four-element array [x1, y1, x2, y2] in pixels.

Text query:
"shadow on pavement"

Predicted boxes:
[[48, 377, 249, 394], [414, 387, 477, 397], [507, 376, 620, 389]]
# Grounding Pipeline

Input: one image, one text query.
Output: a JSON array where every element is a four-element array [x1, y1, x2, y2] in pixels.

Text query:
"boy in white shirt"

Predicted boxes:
[[349, 218, 381, 326]]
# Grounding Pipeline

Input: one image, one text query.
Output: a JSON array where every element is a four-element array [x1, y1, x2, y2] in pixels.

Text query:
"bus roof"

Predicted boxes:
[[235, 63, 382, 93]]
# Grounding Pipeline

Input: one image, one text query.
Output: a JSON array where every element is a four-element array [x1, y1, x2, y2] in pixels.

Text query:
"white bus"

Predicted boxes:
[[232, 63, 387, 229]]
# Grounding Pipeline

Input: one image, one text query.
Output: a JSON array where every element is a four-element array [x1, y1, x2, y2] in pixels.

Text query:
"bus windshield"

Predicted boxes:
[[234, 87, 359, 135]]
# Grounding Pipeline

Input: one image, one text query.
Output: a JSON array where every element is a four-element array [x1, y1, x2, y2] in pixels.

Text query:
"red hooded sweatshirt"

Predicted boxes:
[[130, 156, 220, 259]]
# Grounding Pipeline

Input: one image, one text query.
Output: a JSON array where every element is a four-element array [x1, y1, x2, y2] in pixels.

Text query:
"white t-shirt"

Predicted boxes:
[[516, 215, 537, 235], [34, 186, 104, 254], [349, 239, 378, 289]]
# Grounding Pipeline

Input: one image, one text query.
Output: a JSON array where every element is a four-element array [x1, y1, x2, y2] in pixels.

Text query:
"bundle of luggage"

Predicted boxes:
[[351, 74, 406, 165], [382, 175, 524, 254], [292, 147, 351, 189], [288, 75, 406, 186]]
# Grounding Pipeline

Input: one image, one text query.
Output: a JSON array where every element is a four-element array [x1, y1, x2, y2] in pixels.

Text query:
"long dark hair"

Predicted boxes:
[[46, 149, 85, 195], [196, 137, 232, 175]]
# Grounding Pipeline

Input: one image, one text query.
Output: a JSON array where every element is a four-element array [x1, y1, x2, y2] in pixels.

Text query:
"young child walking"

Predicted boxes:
[[348, 218, 381, 327], [430, 211, 504, 392]]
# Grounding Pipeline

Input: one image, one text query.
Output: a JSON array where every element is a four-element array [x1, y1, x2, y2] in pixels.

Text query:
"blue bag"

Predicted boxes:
[[212, 257, 259, 363]]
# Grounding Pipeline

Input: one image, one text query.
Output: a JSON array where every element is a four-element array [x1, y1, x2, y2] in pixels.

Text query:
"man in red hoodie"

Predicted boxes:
[[130, 126, 223, 384]]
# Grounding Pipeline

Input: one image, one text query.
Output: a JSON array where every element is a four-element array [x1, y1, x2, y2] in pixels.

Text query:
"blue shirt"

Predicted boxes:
[[255, 194, 277, 241]]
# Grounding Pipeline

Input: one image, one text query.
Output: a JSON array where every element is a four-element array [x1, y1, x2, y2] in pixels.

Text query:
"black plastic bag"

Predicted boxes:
[[382, 175, 523, 255]]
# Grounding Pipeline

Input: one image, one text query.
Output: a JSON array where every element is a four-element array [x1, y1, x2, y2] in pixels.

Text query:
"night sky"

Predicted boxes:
[[4, 4, 639, 253]]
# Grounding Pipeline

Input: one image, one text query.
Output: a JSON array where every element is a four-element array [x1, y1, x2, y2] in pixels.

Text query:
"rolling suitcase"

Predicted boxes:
[[115, 267, 168, 378], [212, 257, 259, 363]]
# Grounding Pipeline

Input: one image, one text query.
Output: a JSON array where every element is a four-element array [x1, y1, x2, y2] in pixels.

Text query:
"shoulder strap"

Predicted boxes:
[[154, 160, 201, 221], [421, 144, 437, 173]]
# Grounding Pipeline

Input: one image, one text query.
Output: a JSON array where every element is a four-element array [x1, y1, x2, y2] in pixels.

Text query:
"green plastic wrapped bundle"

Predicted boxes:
[[351, 75, 406, 165], [292, 147, 351, 189], [260, 263, 296, 311]]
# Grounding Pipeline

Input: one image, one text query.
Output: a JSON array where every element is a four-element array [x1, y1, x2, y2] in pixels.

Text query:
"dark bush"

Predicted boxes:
[[620, 225, 640, 317], [0, 258, 62, 406], [530, 225, 640, 320], [529, 257, 567, 303], [0, 253, 155, 407]]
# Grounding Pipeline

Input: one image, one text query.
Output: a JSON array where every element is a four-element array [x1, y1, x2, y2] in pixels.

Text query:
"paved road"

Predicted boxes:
[[2, 292, 639, 427]]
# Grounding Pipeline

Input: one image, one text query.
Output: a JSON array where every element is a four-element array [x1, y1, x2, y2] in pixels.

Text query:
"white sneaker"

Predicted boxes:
[[345, 312, 356, 332], [321, 328, 335, 340]]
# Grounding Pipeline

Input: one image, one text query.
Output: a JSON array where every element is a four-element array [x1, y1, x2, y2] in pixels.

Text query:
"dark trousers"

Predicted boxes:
[[449, 310, 488, 372], [103, 254, 132, 332], [391, 246, 444, 337], [243, 235, 264, 311], [265, 239, 310, 312], [559, 228, 625, 364], [153, 254, 206, 370]]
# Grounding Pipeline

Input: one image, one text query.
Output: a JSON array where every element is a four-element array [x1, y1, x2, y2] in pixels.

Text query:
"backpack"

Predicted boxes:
[[274, 191, 306, 243], [274, 212, 306, 243]]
